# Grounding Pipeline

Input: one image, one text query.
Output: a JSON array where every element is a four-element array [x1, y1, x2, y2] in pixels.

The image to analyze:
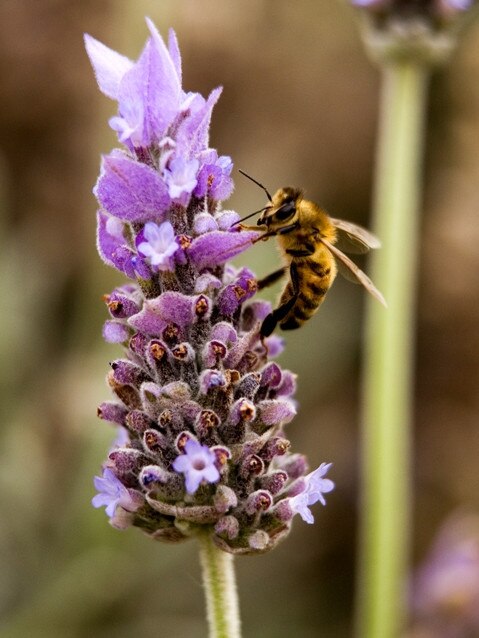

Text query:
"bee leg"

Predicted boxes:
[[260, 263, 300, 338], [257, 267, 287, 291], [252, 231, 277, 244], [236, 224, 275, 244], [237, 223, 265, 231]]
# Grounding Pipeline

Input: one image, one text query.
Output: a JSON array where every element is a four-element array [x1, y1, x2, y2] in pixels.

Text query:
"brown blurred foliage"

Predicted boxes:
[[0, 1, 478, 637]]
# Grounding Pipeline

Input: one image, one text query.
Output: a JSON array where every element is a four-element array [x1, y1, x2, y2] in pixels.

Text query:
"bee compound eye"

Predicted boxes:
[[275, 201, 296, 221]]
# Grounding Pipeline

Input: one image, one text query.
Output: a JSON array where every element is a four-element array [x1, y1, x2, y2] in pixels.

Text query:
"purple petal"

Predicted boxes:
[[97, 211, 124, 267], [290, 493, 315, 524], [194, 273, 223, 293], [172, 454, 190, 472], [176, 87, 223, 159], [210, 322, 238, 344], [275, 370, 297, 397], [258, 400, 297, 425], [216, 210, 240, 230], [138, 18, 181, 137], [264, 335, 285, 358], [102, 320, 130, 343], [246, 301, 272, 321], [261, 363, 282, 388], [96, 211, 136, 277], [128, 305, 167, 336], [148, 292, 195, 326], [105, 290, 140, 318], [194, 158, 234, 201], [115, 24, 180, 147], [199, 370, 227, 394], [137, 221, 178, 272], [203, 464, 221, 483], [185, 472, 202, 495], [216, 285, 243, 316], [95, 154, 170, 222], [163, 156, 199, 205], [128, 292, 195, 335], [167, 28, 182, 84], [84, 34, 133, 100], [188, 230, 259, 271], [193, 213, 218, 235]]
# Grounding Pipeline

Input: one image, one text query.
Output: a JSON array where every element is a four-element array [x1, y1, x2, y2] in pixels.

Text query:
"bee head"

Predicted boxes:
[[259, 187, 302, 228]]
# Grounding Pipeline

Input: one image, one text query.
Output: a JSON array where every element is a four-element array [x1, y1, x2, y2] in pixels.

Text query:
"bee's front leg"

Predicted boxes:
[[237, 223, 263, 232], [236, 223, 273, 243]]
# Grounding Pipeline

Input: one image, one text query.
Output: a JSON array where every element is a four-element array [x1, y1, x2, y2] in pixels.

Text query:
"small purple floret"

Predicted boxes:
[[92, 467, 142, 519], [137, 221, 179, 271], [172, 439, 220, 494], [164, 156, 199, 205], [290, 463, 335, 524]]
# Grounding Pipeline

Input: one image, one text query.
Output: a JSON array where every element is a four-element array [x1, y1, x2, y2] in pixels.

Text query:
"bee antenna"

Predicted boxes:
[[238, 169, 273, 202], [230, 206, 269, 228]]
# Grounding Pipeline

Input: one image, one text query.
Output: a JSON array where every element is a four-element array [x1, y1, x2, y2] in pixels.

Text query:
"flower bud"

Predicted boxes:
[[97, 401, 128, 426], [125, 410, 155, 434], [215, 515, 240, 540], [214, 485, 238, 514], [259, 471, 288, 495], [245, 490, 273, 515]]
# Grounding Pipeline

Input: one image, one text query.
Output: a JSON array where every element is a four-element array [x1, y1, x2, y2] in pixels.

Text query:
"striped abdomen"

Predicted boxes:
[[279, 257, 337, 331]]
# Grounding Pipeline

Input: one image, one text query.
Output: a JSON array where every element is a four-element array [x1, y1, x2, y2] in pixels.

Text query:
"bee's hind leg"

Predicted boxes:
[[260, 263, 299, 338]]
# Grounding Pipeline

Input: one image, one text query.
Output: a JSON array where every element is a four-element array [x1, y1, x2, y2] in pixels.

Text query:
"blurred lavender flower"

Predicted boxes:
[[86, 18, 333, 554], [351, 0, 474, 18], [409, 514, 479, 637], [351, 0, 476, 63]]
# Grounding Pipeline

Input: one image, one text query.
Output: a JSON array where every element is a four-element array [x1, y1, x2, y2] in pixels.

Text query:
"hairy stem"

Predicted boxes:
[[199, 534, 241, 638], [356, 61, 429, 638]]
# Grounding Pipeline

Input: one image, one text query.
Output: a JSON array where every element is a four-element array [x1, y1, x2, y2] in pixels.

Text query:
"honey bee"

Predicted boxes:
[[236, 170, 386, 338]]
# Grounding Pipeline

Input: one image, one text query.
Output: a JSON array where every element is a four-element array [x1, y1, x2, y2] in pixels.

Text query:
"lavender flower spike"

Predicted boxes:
[[88, 18, 333, 554]]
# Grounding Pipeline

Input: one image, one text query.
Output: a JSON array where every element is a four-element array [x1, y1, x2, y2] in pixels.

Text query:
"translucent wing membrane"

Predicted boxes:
[[319, 238, 387, 307], [331, 218, 381, 254]]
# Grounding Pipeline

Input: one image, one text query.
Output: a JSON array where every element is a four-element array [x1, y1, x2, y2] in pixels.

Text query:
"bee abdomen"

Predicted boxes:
[[279, 275, 329, 331], [307, 280, 328, 297], [298, 291, 320, 311], [310, 263, 331, 279]]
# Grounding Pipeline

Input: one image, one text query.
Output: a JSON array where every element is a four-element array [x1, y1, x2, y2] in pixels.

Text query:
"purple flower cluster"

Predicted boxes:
[[86, 19, 333, 554]]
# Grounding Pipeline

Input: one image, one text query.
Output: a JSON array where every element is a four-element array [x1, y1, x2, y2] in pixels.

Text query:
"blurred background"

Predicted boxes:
[[0, 1, 478, 636]]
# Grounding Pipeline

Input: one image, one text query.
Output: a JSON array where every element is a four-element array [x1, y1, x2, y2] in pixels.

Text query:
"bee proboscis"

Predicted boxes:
[[236, 170, 386, 338]]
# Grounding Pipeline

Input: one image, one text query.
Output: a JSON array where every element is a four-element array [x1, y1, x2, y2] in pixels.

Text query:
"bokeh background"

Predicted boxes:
[[1, 1, 478, 636]]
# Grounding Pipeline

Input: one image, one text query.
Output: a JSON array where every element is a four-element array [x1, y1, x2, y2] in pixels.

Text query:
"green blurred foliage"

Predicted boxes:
[[0, 1, 478, 636]]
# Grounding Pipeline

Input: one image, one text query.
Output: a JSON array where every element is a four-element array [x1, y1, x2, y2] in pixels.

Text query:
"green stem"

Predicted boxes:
[[199, 534, 241, 638], [356, 62, 429, 637]]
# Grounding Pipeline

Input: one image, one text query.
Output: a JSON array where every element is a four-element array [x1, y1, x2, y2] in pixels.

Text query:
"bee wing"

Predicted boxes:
[[330, 218, 381, 254], [319, 238, 387, 307]]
